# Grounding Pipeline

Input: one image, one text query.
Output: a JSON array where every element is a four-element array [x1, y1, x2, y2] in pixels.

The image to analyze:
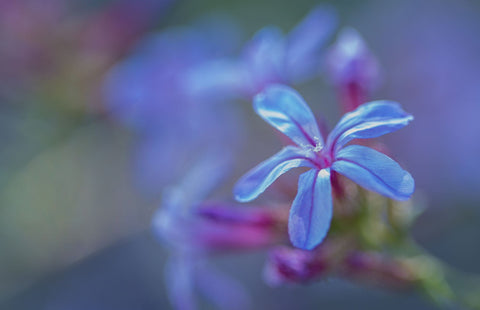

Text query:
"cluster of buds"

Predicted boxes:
[[265, 243, 416, 289]]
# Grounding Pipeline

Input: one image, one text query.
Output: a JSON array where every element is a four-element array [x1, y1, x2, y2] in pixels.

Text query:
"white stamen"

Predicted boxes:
[[313, 143, 323, 152]]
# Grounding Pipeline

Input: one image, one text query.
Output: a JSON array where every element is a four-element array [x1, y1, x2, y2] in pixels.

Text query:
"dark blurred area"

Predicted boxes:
[[0, 0, 479, 309]]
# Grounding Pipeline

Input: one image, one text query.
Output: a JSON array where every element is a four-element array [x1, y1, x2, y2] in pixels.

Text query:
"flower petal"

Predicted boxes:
[[165, 256, 197, 310], [286, 5, 337, 82], [242, 27, 286, 83], [185, 59, 250, 100], [234, 146, 315, 202], [254, 85, 323, 147], [332, 145, 414, 200], [326, 100, 413, 152], [177, 149, 233, 206], [289, 168, 332, 250]]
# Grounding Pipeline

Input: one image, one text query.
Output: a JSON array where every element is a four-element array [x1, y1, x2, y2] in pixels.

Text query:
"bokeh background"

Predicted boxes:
[[0, 0, 479, 309]]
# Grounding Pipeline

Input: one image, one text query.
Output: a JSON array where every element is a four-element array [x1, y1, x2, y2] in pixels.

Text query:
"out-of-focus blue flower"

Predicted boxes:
[[153, 151, 249, 310], [326, 28, 381, 112], [104, 17, 240, 131], [234, 85, 414, 250], [153, 150, 283, 310], [103, 17, 244, 195], [187, 5, 337, 100]]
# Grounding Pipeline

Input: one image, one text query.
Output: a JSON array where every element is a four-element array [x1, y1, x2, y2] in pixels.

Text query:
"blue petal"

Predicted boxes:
[[254, 85, 323, 147], [185, 59, 249, 100], [286, 5, 337, 82], [103, 54, 164, 130], [160, 149, 233, 214], [177, 149, 233, 206], [165, 256, 197, 310], [332, 145, 414, 200], [243, 27, 286, 81], [134, 133, 183, 195], [289, 168, 332, 250], [326, 100, 413, 152], [234, 146, 315, 202]]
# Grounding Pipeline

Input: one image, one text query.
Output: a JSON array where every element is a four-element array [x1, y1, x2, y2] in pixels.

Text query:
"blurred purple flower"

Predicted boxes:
[[103, 18, 244, 195], [103, 17, 240, 130], [187, 5, 337, 100], [153, 151, 282, 310], [234, 85, 414, 250], [327, 28, 381, 112], [154, 151, 283, 252]]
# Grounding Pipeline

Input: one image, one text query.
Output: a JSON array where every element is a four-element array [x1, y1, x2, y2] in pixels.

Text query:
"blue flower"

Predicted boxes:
[[153, 151, 252, 310], [103, 16, 241, 132], [234, 85, 414, 250], [103, 17, 243, 195], [186, 5, 337, 99]]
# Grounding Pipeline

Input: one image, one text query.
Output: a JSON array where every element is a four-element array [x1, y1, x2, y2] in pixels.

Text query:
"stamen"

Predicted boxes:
[[312, 136, 323, 152], [313, 143, 323, 152]]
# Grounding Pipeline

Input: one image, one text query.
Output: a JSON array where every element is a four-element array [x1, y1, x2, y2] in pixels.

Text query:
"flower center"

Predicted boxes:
[[304, 141, 332, 169], [313, 142, 323, 153]]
